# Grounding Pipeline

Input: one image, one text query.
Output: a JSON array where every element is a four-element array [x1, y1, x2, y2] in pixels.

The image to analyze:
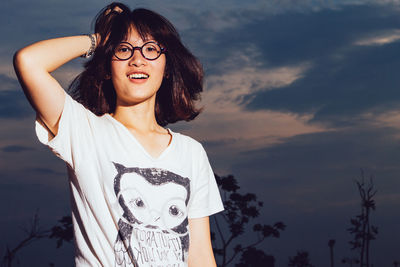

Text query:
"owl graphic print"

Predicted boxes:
[[113, 162, 191, 267]]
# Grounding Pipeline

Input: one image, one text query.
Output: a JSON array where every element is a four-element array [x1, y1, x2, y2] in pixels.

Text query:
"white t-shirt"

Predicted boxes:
[[35, 93, 224, 267]]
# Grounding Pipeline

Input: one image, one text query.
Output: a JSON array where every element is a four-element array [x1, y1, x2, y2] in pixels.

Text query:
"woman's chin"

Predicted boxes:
[[117, 93, 157, 106]]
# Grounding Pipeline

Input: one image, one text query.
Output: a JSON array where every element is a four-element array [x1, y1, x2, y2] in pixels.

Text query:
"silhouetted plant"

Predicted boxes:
[[288, 250, 314, 267], [328, 239, 335, 267], [393, 260, 399, 267], [235, 247, 275, 267], [2, 211, 50, 267], [1, 212, 74, 267], [347, 171, 378, 267], [342, 257, 360, 267], [211, 174, 286, 267], [49, 216, 73, 248]]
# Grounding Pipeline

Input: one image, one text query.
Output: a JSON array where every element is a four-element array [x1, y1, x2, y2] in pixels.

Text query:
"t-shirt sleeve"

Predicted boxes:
[[35, 92, 94, 168], [187, 144, 224, 219]]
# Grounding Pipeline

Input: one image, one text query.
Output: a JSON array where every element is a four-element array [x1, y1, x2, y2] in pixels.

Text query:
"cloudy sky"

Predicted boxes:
[[2, 0, 400, 266]]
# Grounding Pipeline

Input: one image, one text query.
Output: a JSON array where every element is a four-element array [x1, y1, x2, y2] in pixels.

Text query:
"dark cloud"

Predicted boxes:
[[0, 1, 96, 44], [198, 4, 400, 67], [1, 145, 34, 153], [224, 5, 400, 125], [246, 5, 400, 65], [245, 41, 400, 126], [201, 138, 239, 148], [26, 167, 64, 175], [0, 182, 42, 195], [180, 4, 400, 126], [0, 76, 34, 118], [235, 126, 400, 191], [0, 74, 19, 91]]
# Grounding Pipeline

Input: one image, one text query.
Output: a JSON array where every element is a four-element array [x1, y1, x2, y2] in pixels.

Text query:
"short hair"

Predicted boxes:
[[69, 2, 203, 126]]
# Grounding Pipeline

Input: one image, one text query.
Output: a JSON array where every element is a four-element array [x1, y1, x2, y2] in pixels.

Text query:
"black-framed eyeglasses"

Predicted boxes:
[[113, 41, 166, 61]]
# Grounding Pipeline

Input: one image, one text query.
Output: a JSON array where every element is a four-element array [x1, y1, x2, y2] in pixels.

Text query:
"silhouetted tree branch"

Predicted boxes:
[[2, 211, 50, 267], [342, 257, 360, 267], [211, 174, 285, 267], [347, 170, 377, 267], [235, 247, 275, 267], [49, 216, 73, 248], [328, 239, 335, 267], [288, 250, 314, 267], [2, 212, 73, 267]]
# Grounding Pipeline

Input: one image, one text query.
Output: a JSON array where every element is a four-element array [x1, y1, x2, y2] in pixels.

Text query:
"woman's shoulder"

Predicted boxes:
[[169, 129, 206, 152]]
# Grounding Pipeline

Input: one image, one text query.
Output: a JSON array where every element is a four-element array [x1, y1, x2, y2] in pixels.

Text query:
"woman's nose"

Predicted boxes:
[[129, 48, 146, 66]]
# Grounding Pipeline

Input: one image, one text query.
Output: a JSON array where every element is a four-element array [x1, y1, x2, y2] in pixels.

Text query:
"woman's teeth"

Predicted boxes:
[[128, 73, 149, 79]]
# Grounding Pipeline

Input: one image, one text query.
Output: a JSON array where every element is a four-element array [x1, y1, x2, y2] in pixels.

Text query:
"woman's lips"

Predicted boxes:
[[127, 72, 149, 84], [128, 73, 149, 79]]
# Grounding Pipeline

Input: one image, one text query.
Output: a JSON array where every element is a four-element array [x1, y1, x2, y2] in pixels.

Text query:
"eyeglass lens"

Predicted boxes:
[[114, 42, 163, 60]]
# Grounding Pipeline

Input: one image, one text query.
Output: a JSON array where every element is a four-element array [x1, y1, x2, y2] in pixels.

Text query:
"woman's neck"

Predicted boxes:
[[111, 100, 162, 134]]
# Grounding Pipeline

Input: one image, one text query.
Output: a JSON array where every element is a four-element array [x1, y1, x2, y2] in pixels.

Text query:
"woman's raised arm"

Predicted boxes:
[[13, 35, 94, 135]]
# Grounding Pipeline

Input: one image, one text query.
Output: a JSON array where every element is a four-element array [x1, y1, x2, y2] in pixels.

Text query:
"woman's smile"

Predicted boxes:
[[127, 71, 150, 84]]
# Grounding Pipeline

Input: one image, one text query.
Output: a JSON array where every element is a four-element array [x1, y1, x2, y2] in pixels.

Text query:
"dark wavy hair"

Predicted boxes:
[[69, 2, 203, 126]]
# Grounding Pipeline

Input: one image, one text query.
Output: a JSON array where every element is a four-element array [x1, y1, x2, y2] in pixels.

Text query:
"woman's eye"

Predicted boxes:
[[145, 45, 158, 52], [169, 205, 183, 217], [117, 46, 130, 53]]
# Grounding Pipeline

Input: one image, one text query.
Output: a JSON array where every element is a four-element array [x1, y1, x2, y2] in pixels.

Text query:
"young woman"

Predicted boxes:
[[13, 2, 223, 267]]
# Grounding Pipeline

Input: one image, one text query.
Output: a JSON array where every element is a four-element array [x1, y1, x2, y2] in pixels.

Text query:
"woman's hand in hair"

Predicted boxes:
[[94, 2, 128, 46], [105, 5, 123, 15]]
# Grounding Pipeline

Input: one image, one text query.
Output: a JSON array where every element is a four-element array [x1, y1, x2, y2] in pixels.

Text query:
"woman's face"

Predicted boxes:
[[110, 27, 166, 107]]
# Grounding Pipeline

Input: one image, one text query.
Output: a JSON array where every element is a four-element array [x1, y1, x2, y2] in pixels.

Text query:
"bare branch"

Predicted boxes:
[[2, 211, 50, 267]]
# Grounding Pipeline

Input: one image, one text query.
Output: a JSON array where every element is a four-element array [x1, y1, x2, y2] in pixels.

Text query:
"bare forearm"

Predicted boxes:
[[14, 35, 92, 73], [188, 253, 217, 267], [188, 217, 217, 267]]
